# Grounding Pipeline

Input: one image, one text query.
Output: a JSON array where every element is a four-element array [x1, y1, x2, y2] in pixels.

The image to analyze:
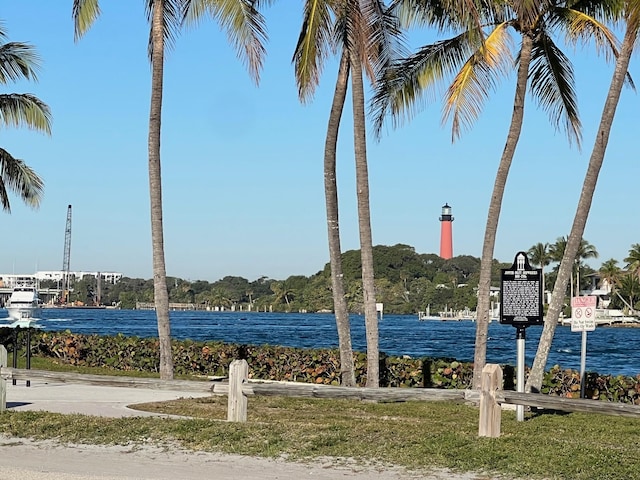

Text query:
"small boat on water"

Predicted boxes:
[[5, 284, 42, 321]]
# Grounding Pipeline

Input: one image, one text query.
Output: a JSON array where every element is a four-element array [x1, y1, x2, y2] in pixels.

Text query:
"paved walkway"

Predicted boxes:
[[5, 379, 210, 417]]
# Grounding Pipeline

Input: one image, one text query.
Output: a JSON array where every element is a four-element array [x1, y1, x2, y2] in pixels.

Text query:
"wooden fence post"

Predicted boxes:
[[478, 363, 502, 438], [227, 359, 248, 422], [0, 345, 7, 413]]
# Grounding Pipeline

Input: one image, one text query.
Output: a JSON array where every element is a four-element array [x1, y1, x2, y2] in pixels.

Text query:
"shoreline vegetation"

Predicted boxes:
[[36, 244, 639, 320], [4, 330, 639, 405]]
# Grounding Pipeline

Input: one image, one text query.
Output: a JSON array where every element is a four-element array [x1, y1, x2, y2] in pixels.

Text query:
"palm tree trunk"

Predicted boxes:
[[325, 51, 356, 387], [350, 51, 379, 388], [149, 0, 173, 380], [526, 20, 637, 393], [472, 33, 534, 389]]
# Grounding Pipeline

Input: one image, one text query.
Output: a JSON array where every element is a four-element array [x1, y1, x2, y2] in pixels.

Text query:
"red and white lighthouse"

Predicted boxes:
[[439, 203, 454, 259]]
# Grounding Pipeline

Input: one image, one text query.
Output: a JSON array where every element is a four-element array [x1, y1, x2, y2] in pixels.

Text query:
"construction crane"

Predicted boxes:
[[61, 205, 72, 304]]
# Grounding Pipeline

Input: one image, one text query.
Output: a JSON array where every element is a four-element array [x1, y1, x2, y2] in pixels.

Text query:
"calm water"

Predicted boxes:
[[2, 308, 638, 377]]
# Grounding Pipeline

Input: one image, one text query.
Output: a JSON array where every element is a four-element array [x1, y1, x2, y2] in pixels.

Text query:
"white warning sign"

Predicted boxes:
[[571, 296, 597, 332]]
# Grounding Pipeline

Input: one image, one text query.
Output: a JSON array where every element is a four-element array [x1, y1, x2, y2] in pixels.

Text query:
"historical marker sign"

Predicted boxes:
[[571, 296, 597, 332], [500, 251, 543, 326]]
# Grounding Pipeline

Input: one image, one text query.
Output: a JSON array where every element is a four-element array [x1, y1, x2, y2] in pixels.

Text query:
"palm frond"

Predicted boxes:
[[550, 5, 635, 90], [362, 0, 409, 84], [0, 42, 41, 83], [0, 147, 44, 212], [183, 0, 270, 84], [340, 0, 368, 75], [370, 28, 488, 137], [390, 0, 506, 31], [551, 7, 619, 62], [146, 0, 184, 57], [293, 0, 335, 103], [511, 0, 552, 30], [73, 0, 101, 41], [0, 94, 52, 135], [628, 0, 640, 32], [528, 32, 581, 148], [444, 22, 513, 141], [564, 0, 624, 25]]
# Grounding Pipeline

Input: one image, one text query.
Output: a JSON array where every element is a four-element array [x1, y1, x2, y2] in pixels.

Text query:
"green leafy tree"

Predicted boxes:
[[624, 243, 640, 277], [617, 272, 640, 313], [599, 258, 621, 293], [0, 28, 51, 212], [528, 242, 551, 303]]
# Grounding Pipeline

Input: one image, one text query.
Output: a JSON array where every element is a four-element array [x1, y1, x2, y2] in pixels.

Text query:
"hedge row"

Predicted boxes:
[[4, 329, 640, 404]]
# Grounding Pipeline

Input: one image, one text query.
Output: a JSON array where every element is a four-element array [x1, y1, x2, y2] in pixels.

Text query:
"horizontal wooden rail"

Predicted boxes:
[[242, 382, 466, 402], [1, 367, 216, 393], [498, 390, 640, 418]]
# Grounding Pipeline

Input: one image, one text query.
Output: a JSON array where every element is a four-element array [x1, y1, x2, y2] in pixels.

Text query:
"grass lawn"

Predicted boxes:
[[2, 392, 639, 480]]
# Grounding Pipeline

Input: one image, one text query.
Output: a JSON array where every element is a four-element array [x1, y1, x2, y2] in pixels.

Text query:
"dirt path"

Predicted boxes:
[[0, 436, 490, 480]]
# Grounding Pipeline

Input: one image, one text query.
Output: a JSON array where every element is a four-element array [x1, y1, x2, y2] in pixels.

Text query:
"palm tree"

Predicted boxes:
[[599, 258, 621, 304], [294, 0, 403, 387], [527, 242, 550, 303], [617, 272, 640, 314], [548, 236, 568, 263], [0, 29, 51, 212], [373, 0, 620, 389], [624, 243, 640, 277], [294, 4, 355, 386], [575, 239, 598, 293], [526, 2, 637, 393], [270, 280, 295, 309], [548, 236, 598, 296], [73, 0, 269, 380]]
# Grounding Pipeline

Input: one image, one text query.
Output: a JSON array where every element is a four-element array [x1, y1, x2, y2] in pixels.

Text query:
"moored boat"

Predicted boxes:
[[6, 284, 42, 320]]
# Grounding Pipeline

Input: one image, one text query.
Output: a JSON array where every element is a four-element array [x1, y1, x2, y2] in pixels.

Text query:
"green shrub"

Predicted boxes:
[[17, 330, 640, 404]]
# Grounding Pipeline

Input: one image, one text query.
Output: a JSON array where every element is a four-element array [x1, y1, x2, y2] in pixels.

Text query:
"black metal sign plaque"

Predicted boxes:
[[500, 251, 543, 327]]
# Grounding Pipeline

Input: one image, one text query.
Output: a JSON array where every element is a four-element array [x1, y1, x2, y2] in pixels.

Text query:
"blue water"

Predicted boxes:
[[3, 309, 638, 377]]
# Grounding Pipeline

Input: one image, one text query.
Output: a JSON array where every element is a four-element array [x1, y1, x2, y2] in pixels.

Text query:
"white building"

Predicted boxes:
[[0, 271, 122, 288]]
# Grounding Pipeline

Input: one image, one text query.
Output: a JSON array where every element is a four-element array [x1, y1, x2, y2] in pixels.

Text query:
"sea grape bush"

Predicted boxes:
[[23, 330, 640, 404]]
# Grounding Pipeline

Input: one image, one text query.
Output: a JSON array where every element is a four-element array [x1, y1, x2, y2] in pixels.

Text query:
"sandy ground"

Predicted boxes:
[[0, 436, 493, 480], [1, 381, 498, 479]]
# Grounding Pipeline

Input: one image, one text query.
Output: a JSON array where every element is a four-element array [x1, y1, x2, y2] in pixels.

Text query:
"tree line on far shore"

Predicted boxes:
[[44, 242, 640, 317]]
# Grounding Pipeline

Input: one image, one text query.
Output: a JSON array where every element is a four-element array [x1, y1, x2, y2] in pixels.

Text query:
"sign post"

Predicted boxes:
[[500, 252, 543, 421], [571, 295, 597, 398]]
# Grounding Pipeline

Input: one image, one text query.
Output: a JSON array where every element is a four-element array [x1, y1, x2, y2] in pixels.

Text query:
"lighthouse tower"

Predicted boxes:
[[439, 203, 454, 259]]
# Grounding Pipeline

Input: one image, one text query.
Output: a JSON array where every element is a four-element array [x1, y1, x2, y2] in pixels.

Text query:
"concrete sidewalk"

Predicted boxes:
[[4, 379, 211, 417]]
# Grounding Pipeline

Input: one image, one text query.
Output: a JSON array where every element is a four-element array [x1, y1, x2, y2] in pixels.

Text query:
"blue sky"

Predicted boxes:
[[0, 2, 638, 282]]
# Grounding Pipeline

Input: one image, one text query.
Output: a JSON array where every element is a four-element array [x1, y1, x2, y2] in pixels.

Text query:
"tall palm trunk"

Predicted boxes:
[[472, 33, 534, 389], [526, 21, 637, 392], [351, 51, 379, 388], [325, 51, 356, 386], [149, 0, 173, 380]]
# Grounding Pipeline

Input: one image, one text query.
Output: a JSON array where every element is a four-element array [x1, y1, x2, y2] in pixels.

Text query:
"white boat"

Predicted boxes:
[[6, 284, 42, 321]]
